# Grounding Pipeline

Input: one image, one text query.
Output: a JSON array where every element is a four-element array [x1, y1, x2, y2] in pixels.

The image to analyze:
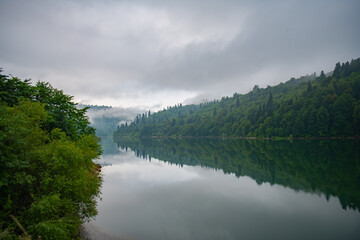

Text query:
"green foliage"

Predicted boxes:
[[33, 82, 95, 140], [0, 71, 102, 239], [0, 71, 33, 107], [0, 70, 95, 140], [115, 58, 360, 138], [26, 195, 78, 239]]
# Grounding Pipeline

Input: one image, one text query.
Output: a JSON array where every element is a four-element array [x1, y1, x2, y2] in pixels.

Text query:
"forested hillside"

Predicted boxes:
[[115, 59, 360, 138], [0, 70, 102, 239]]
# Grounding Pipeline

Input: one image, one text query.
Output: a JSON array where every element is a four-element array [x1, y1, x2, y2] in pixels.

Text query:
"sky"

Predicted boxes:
[[1, 0, 360, 110]]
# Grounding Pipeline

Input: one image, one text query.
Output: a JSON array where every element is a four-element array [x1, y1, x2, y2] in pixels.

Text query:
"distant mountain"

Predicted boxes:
[[114, 58, 360, 138]]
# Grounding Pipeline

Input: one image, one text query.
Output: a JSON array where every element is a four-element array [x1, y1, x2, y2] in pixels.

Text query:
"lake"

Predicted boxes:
[[86, 137, 360, 240]]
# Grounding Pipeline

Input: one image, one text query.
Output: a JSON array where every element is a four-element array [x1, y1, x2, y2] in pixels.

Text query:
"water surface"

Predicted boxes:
[[91, 137, 360, 240]]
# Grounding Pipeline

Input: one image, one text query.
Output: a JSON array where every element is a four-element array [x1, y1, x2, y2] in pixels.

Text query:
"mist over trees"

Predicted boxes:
[[80, 104, 144, 137], [115, 58, 360, 138]]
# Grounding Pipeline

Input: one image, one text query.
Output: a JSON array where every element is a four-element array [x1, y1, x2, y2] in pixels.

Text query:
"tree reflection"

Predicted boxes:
[[115, 137, 360, 211]]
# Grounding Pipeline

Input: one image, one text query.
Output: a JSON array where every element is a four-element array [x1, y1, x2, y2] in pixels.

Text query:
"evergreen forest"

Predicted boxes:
[[0, 70, 102, 239], [114, 58, 360, 138]]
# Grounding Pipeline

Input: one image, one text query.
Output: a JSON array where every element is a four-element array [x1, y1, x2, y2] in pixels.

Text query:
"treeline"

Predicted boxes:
[[116, 137, 360, 211], [115, 58, 360, 138], [0, 70, 102, 239]]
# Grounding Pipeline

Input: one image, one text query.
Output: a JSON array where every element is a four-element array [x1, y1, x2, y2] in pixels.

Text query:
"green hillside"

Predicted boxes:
[[115, 58, 360, 138]]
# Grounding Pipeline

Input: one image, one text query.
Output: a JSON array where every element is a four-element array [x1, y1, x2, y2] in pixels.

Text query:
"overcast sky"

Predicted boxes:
[[1, 0, 359, 110]]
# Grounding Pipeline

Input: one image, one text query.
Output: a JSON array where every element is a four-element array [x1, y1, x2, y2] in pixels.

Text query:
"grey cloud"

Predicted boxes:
[[0, 0, 359, 108], [148, 0, 360, 94]]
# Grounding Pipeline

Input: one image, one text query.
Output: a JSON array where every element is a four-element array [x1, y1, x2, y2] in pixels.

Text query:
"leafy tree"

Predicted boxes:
[[0, 72, 102, 239], [33, 82, 95, 140], [0, 70, 33, 106]]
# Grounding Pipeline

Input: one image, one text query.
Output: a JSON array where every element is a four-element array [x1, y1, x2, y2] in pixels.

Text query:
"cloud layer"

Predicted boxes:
[[1, 0, 359, 109]]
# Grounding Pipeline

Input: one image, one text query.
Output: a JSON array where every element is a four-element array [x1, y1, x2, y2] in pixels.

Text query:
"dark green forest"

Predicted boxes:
[[116, 137, 360, 212], [115, 58, 360, 138], [0, 70, 102, 239]]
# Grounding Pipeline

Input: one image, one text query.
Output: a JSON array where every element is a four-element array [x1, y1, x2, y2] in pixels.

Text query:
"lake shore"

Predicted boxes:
[[120, 135, 360, 140], [80, 222, 136, 240]]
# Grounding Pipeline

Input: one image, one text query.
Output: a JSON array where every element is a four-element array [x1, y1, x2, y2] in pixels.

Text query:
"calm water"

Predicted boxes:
[[90, 137, 360, 240]]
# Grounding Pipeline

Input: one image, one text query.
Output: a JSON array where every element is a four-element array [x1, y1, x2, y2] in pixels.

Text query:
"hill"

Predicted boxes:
[[114, 58, 360, 138]]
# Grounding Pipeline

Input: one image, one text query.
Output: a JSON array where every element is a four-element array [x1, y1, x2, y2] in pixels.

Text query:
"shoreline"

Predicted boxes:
[[115, 135, 360, 141], [80, 222, 135, 240]]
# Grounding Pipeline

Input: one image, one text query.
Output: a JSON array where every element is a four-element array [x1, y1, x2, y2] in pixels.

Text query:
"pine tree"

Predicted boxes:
[[266, 92, 274, 115], [333, 62, 341, 78]]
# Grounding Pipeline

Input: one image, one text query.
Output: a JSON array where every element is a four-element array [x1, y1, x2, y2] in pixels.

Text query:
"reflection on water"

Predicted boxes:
[[116, 138, 360, 211], [91, 138, 360, 240]]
